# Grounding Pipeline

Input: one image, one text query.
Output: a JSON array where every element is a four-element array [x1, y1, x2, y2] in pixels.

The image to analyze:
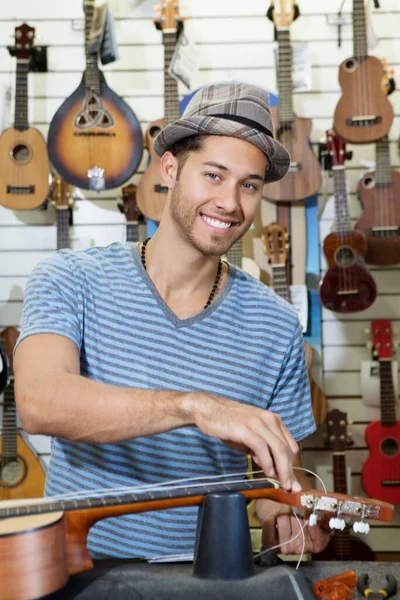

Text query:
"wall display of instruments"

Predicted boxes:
[[47, 0, 143, 191], [0, 328, 46, 502], [362, 320, 400, 504], [0, 24, 50, 210], [319, 131, 377, 313]]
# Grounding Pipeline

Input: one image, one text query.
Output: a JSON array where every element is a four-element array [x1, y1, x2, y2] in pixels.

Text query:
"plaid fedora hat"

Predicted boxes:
[[153, 81, 290, 183]]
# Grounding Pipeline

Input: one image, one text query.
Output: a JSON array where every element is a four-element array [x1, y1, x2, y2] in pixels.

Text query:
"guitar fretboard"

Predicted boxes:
[[56, 208, 70, 251], [379, 360, 397, 427], [332, 453, 351, 557], [163, 33, 180, 125], [226, 240, 243, 268], [333, 167, 352, 234], [84, 0, 101, 94], [1, 378, 17, 460], [277, 29, 293, 125], [376, 136, 392, 186], [14, 60, 29, 130], [353, 0, 368, 59], [126, 223, 139, 243], [271, 265, 291, 302]]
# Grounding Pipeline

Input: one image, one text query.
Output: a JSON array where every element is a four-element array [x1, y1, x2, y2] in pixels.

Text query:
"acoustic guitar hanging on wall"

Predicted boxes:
[[47, 0, 143, 191], [0, 24, 50, 210]]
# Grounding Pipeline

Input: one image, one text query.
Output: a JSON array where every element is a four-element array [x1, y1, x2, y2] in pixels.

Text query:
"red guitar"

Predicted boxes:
[[362, 320, 400, 503]]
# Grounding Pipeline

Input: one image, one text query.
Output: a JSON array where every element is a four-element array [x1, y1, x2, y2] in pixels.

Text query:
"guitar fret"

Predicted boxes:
[[353, 0, 368, 58], [277, 30, 293, 124], [333, 168, 352, 233], [379, 361, 396, 426], [163, 33, 180, 124], [14, 61, 29, 130]]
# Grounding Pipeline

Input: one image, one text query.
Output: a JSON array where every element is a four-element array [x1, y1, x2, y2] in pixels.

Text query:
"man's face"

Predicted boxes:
[[167, 135, 268, 257]]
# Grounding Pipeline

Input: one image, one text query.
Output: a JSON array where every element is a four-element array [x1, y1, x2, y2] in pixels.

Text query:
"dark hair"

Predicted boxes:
[[168, 135, 204, 178]]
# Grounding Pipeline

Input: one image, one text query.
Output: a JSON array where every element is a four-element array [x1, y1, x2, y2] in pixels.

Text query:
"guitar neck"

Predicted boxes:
[[271, 265, 291, 302], [333, 167, 352, 234], [376, 135, 392, 186], [126, 222, 139, 244], [84, 1, 101, 94], [333, 454, 348, 495], [163, 32, 180, 125], [379, 360, 397, 426], [14, 60, 29, 130], [2, 378, 17, 460], [226, 240, 243, 268], [56, 208, 70, 250], [276, 29, 293, 125], [353, 0, 368, 59]]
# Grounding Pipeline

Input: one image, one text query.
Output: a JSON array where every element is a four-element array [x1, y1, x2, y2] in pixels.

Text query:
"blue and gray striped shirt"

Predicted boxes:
[[18, 242, 315, 558]]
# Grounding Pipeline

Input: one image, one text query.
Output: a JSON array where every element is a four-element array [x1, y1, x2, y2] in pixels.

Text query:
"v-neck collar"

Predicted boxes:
[[131, 242, 236, 329]]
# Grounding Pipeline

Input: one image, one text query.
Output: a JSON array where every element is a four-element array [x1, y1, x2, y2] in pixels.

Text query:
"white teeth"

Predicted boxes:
[[202, 215, 231, 229]]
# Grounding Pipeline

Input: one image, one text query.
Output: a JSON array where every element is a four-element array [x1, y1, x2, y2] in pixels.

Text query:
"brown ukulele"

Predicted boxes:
[[261, 223, 327, 426], [118, 184, 141, 243], [51, 175, 75, 250], [319, 131, 377, 313], [263, 0, 321, 202], [0, 24, 50, 210], [315, 409, 375, 561], [0, 479, 393, 600], [136, 0, 183, 221], [0, 327, 46, 503], [47, 0, 142, 191], [333, 0, 393, 144]]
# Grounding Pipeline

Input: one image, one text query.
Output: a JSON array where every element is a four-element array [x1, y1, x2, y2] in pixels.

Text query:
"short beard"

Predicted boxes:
[[169, 181, 246, 257]]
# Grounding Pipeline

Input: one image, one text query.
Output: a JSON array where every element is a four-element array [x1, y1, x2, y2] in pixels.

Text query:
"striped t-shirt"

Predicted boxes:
[[18, 241, 315, 558]]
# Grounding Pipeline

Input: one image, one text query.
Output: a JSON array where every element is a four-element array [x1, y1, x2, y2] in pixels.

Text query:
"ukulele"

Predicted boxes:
[[263, 0, 321, 202], [0, 327, 46, 503], [333, 0, 393, 144], [0, 480, 393, 600], [136, 0, 183, 221], [319, 130, 377, 313], [47, 0, 142, 191], [261, 223, 327, 426], [118, 184, 141, 243], [51, 174, 75, 250], [226, 239, 261, 280], [362, 320, 400, 503], [355, 135, 400, 265], [316, 409, 375, 561], [0, 24, 50, 210]]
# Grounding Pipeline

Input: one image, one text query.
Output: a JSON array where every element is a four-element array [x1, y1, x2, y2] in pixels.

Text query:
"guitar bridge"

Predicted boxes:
[[337, 289, 359, 295], [288, 162, 301, 173], [87, 166, 105, 191], [382, 480, 400, 486], [7, 185, 35, 194], [345, 115, 382, 127]]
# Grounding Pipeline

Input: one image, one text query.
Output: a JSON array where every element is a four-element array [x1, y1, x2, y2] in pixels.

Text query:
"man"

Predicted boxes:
[[14, 82, 330, 559]]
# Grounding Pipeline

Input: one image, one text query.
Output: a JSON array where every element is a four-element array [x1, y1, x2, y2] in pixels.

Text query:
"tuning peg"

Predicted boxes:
[[364, 328, 370, 335], [353, 521, 370, 534], [329, 517, 346, 531], [309, 513, 318, 527], [366, 341, 373, 350]]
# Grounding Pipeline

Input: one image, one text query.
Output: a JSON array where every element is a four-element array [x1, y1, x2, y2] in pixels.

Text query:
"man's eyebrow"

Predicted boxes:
[[201, 161, 265, 182]]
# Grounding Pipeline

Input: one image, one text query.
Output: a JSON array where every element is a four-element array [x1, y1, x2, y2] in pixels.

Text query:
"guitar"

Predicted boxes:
[[118, 184, 141, 243], [47, 0, 142, 191], [316, 409, 375, 561], [136, 0, 183, 221], [362, 320, 400, 503], [0, 327, 46, 502], [319, 130, 377, 313], [261, 223, 327, 426], [355, 135, 400, 265], [263, 0, 321, 202], [51, 174, 74, 250], [226, 239, 261, 280], [333, 0, 393, 144], [0, 24, 50, 210], [0, 479, 393, 600]]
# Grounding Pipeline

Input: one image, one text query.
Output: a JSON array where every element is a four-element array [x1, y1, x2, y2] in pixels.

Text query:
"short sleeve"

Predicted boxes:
[[15, 251, 83, 353], [268, 320, 316, 442]]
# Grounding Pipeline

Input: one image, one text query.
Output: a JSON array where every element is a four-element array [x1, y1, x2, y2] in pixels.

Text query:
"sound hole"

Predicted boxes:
[[344, 58, 357, 72], [0, 455, 27, 487], [382, 438, 399, 456], [12, 144, 30, 163], [334, 247, 355, 267], [362, 175, 375, 189], [149, 126, 161, 139]]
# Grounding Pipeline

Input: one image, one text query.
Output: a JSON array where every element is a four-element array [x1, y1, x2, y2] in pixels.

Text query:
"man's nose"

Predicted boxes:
[[214, 184, 240, 213]]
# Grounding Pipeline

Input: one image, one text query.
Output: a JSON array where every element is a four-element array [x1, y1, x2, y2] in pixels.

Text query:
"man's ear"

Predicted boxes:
[[160, 151, 179, 188]]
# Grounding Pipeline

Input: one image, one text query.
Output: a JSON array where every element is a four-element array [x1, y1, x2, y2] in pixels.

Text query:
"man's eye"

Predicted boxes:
[[241, 182, 256, 191], [206, 173, 220, 181]]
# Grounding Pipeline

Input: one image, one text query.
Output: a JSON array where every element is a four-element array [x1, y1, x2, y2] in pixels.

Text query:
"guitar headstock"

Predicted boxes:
[[326, 129, 347, 168], [13, 24, 36, 59], [0, 327, 19, 377], [154, 0, 182, 32], [261, 223, 290, 266], [118, 184, 141, 222], [51, 174, 74, 210], [370, 319, 395, 361], [268, 0, 296, 29], [324, 409, 352, 453]]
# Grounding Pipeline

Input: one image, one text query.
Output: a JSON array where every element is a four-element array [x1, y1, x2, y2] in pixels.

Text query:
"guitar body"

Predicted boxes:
[[137, 118, 167, 221], [320, 230, 377, 312], [356, 169, 400, 265], [48, 73, 142, 190], [362, 420, 400, 503], [334, 56, 394, 144], [0, 434, 45, 501], [263, 110, 321, 202], [315, 534, 375, 561], [0, 127, 50, 209]]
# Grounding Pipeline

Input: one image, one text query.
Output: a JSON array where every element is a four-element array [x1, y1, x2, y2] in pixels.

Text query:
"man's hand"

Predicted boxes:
[[190, 394, 301, 491], [257, 500, 331, 555]]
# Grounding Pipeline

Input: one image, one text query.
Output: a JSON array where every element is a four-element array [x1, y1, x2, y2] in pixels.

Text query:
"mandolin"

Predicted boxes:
[[362, 320, 400, 503], [319, 130, 377, 313], [47, 0, 142, 191], [261, 223, 327, 426], [355, 136, 400, 265], [263, 0, 321, 202], [0, 478, 393, 600], [315, 409, 375, 561], [0, 327, 46, 503], [118, 183, 141, 243], [51, 174, 75, 250], [136, 0, 183, 221], [333, 0, 393, 144], [0, 24, 50, 210]]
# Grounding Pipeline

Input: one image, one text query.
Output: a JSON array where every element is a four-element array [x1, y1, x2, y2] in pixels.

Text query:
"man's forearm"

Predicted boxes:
[[16, 371, 197, 443]]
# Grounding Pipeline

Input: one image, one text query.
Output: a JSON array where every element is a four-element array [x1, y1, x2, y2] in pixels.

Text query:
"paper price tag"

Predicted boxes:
[[361, 360, 399, 407], [168, 31, 199, 90], [274, 42, 312, 93]]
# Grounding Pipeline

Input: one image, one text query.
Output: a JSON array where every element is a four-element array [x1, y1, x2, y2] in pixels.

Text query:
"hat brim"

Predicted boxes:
[[153, 115, 291, 183]]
